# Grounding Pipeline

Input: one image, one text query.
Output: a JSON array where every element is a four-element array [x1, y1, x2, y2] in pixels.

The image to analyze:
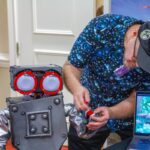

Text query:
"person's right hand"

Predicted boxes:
[[73, 86, 90, 111]]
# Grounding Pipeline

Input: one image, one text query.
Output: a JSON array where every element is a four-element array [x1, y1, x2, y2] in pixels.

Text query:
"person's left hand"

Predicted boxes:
[[86, 107, 110, 131]]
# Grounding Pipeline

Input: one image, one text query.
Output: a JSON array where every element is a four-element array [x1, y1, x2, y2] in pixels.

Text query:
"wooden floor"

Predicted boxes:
[[6, 139, 68, 150]]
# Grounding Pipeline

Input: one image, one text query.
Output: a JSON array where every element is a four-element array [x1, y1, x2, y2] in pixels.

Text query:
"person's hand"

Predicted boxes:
[[87, 106, 110, 130], [73, 85, 90, 111]]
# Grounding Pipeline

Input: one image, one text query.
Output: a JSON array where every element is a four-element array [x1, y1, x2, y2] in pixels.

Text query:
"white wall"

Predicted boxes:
[[0, 0, 10, 108]]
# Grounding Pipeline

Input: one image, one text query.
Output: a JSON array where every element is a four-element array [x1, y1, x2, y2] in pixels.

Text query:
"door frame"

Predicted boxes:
[[7, 0, 17, 66], [7, 0, 113, 66], [104, 0, 111, 14], [7, 0, 18, 96]]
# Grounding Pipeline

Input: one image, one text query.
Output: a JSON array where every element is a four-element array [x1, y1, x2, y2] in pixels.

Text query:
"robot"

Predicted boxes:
[[0, 65, 67, 150], [0, 65, 101, 150]]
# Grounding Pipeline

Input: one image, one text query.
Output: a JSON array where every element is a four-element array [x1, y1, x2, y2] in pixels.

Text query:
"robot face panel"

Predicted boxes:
[[10, 65, 63, 95], [8, 94, 67, 150]]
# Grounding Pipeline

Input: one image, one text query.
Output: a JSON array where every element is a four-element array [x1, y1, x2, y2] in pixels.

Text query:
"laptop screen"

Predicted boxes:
[[135, 92, 150, 135]]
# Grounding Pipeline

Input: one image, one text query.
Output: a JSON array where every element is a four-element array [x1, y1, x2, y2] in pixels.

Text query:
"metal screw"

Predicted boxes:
[[42, 113, 48, 119], [30, 127, 37, 134], [48, 105, 52, 110], [12, 106, 18, 112], [43, 126, 49, 133], [30, 114, 36, 120], [54, 98, 61, 105]]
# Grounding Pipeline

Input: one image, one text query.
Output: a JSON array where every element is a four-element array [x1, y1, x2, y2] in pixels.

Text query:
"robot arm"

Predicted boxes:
[[0, 108, 10, 149]]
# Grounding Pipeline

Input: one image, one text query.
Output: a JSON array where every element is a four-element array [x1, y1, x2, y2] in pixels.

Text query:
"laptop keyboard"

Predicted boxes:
[[131, 138, 150, 150], [138, 139, 150, 144]]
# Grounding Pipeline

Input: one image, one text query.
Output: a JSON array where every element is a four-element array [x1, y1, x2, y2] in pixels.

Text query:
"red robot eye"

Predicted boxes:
[[14, 71, 38, 95], [40, 71, 63, 95]]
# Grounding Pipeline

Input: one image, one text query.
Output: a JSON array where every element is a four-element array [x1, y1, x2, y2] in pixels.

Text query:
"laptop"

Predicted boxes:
[[127, 91, 150, 150]]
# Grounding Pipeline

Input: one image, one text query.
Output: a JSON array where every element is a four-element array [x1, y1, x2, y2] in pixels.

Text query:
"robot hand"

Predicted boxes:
[[0, 109, 10, 149]]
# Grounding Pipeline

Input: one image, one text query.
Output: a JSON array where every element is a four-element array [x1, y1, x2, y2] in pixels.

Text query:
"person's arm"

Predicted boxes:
[[109, 90, 136, 119], [63, 61, 90, 110], [87, 90, 136, 130], [63, 17, 100, 110], [63, 60, 82, 94], [63, 15, 120, 111]]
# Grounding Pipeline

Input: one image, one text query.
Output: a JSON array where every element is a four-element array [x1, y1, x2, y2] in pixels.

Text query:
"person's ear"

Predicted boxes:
[[132, 31, 138, 37]]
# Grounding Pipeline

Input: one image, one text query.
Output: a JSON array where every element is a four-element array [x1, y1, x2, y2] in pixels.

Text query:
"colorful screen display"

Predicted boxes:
[[136, 94, 150, 134], [111, 0, 150, 21]]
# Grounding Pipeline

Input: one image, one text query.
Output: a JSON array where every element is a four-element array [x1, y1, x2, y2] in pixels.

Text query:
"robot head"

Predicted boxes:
[[10, 65, 63, 95]]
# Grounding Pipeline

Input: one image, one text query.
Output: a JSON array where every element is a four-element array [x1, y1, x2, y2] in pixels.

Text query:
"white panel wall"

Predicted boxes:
[[33, 0, 74, 33]]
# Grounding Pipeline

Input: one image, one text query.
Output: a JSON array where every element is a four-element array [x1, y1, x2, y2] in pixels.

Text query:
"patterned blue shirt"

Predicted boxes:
[[68, 14, 150, 131]]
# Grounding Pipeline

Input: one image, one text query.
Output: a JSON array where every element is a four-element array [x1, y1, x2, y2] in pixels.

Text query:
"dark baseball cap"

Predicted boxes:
[[137, 22, 150, 73]]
